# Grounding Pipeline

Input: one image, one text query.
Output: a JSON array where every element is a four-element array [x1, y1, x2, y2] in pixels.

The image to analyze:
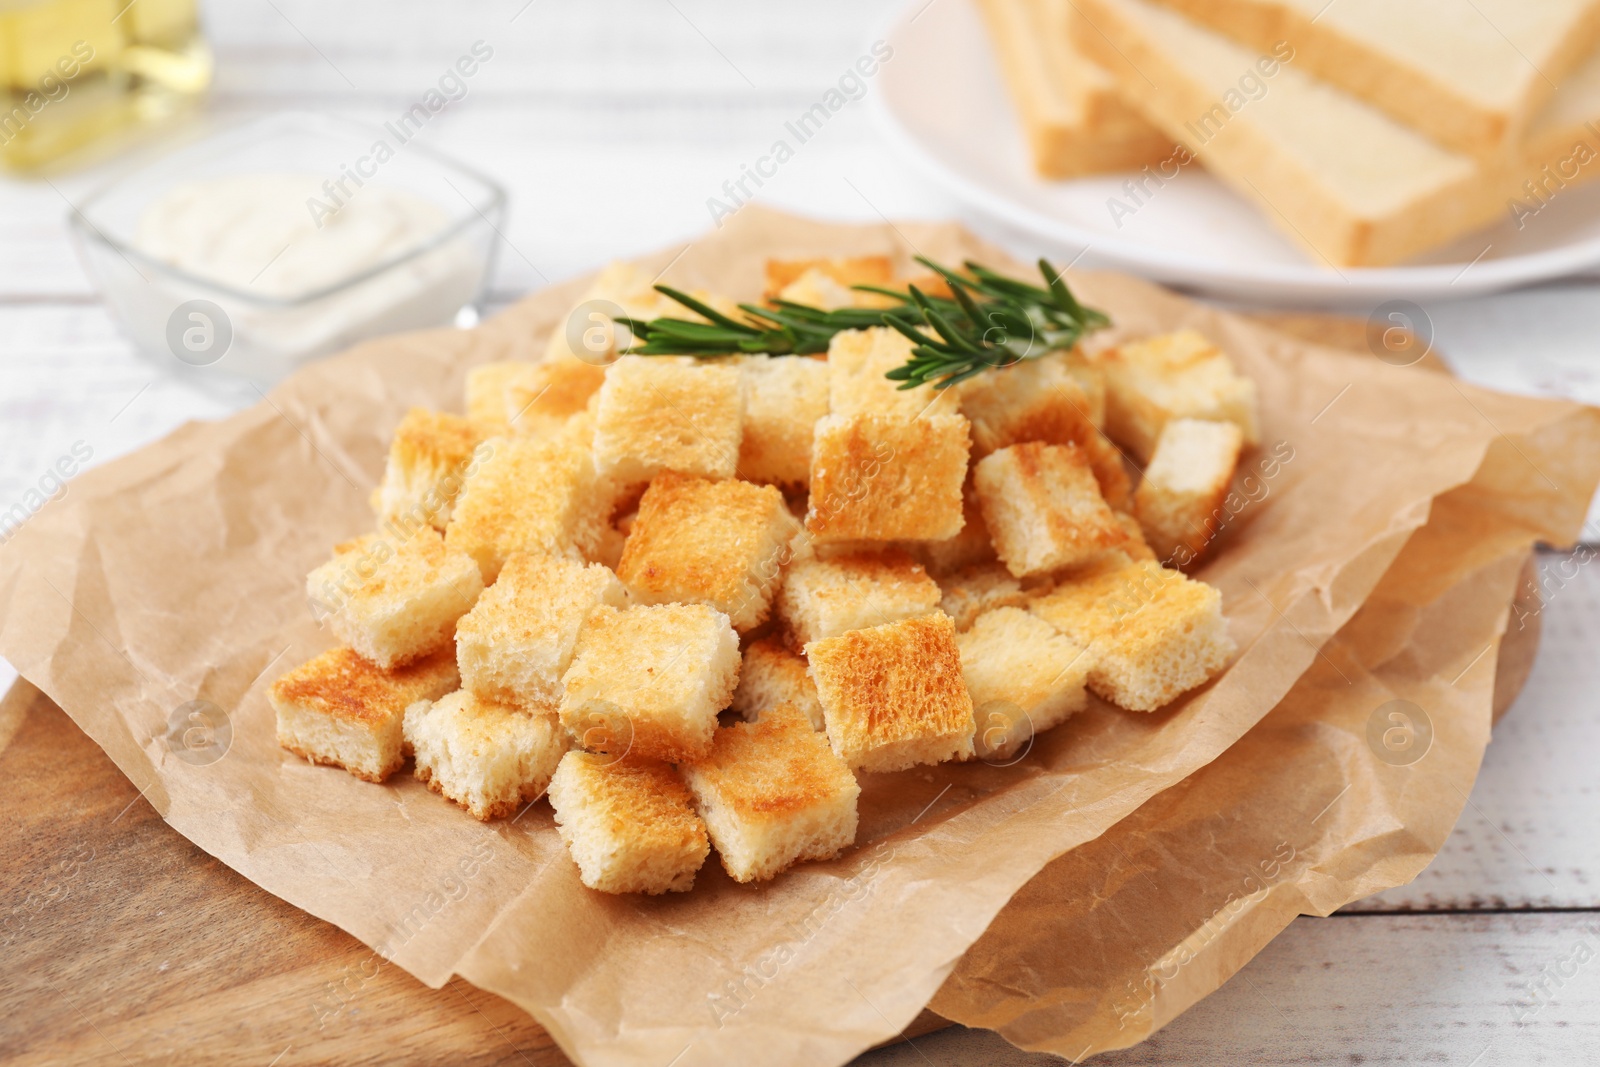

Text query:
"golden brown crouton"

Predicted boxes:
[[271, 646, 459, 782], [548, 750, 710, 894], [827, 328, 961, 420], [559, 603, 741, 763], [775, 549, 941, 649], [763, 255, 894, 300], [680, 704, 860, 882], [938, 562, 1028, 632], [456, 553, 627, 710], [912, 485, 999, 577], [1096, 329, 1259, 463], [736, 355, 831, 488], [958, 607, 1090, 760], [806, 613, 976, 771], [1028, 560, 1234, 711], [729, 637, 825, 730], [973, 442, 1127, 578], [404, 690, 570, 820], [465, 362, 540, 434], [1134, 418, 1244, 565], [504, 357, 608, 439], [591, 356, 744, 487], [306, 528, 484, 669], [375, 409, 484, 531], [805, 413, 971, 543], [444, 435, 606, 583], [616, 473, 800, 631]]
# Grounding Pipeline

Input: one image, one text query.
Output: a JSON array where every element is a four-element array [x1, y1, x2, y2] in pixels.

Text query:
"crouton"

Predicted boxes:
[[1064, 350, 1107, 428], [465, 362, 539, 434], [958, 607, 1090, 760], [591, 356, 743, 487], [1028, 560, 1234, 712], [1097, 330, 1259, 463], [681, 704, 860, 882], [456, 553, 628, 709], [775, 549, 941, 648], [913, 486, 998, 577], [827, 328, 961, 419], [404, 691, 570, 820], [806, 613, 975, 771], [973, 442, 1126, 578], [764, 255, 894, 300], [805, 413, 971, 543], [542, 262, 684, 365], [305, 529, 484, 670], [559, 603, 741, 763], [271, 647, 459, 783], [548, 750, 710, 894], [737, 355, 830, 488], [505, 358, 608, 439], [729, 637, 825, 730], [444, 435, 607, 583], [616, 473, 800, 631], [939, 562, 1027, 631], [1134, 418, 1244, 565], [375, 409, 484, 531], [1113, 511, 1158, 563]]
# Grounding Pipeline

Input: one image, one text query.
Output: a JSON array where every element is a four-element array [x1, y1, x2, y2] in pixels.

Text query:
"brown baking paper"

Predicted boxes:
[[932, 501, 1541, 1059], [0, 207, 1596, 1067]]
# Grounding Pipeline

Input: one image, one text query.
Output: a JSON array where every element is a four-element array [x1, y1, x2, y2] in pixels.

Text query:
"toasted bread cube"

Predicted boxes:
[[939, 563, 1027, 632], [616, 473, 800, 631], [1028, 560, 1234, 712], [559, 603, 740, 763], [913, 485, 997, 577], [271, 647, 459, 782], [737, 356, 830, 488], [681, 704, 860, 882], [959, 355, 1100, 458], [456, 553, 628, 709], [466, 362, 540, 434], [1135, 419, 1244, 565], [404, 691, 570, 820], [958, 607, 1090, 760], [827, 328, 961, 419], [591, 356, 743, 487], [729, 637, 825, 730], [764, 255, 894, 300], [806, 413, 971, 543], [806, 613, 975, 772], [973, 442, 1126, 578], [1113, 511, 1158, 563], [775, 549, 941, 649], [1098, 330, 1259, 463], [506, 358, 608, 439], [305, 529, 483, 669], [548, 750, 710, 894], [444, 436, 605, 583], [375, 409, 484, 531], [1064, 350, 1108, 428]]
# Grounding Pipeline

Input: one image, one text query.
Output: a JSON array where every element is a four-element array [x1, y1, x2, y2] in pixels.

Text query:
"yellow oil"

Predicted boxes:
[[0, 0, 211, 170]]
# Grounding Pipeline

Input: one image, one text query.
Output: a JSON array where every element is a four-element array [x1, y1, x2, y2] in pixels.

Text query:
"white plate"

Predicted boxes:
[[871, 0, 1600, 307]]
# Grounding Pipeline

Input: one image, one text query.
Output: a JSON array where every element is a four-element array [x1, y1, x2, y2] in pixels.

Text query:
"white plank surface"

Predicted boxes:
[[2, 1, 1599, 1063]]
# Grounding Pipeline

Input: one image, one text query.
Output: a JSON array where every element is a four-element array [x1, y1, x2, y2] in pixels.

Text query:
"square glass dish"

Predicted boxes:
[[68, 112, 505, 382]]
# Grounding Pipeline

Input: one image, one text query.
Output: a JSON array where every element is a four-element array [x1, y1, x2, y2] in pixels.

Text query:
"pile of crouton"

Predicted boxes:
[[270, 256, 1260, 895]]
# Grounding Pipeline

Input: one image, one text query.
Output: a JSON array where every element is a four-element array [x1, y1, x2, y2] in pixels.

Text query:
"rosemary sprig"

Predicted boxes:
[[617, 256, 1109, 390]]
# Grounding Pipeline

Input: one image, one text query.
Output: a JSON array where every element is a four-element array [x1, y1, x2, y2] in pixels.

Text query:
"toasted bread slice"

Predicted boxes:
[[806, 613, 976, 771], [616, 472, 800, 631], [591, 356, 744, 488], [271, 646, 459, 782], [559, 603, 740, 763], [375, 409, 484, 532], [456, 553, 627, 709], [736, 355, 831, 488], [958, 607, 1091, 760], [548, 750, 710, 894], [729, 636, 826, 730], [1028, 559, 1234, 710], [681, 704, 861, 883], [405, 690, 570, 821], [806, 413, 971, 543], [1096, 329, 1259, 464], [775, 548, 941, 649], [306, 528, 483, 670], [973, 442, 1127, 577], [1134, 418, 1244, 565]]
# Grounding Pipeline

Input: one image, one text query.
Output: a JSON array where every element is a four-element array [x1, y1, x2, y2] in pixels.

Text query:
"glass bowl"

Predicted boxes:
[[68, 111, 506, 383]]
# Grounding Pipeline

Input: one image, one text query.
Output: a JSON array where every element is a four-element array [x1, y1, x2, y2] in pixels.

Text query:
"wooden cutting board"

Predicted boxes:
[[0, 315, 1515, 1066]]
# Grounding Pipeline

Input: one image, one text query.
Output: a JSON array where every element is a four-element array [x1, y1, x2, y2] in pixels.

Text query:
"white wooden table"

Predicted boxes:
[[3, 1, 1599, 1063]]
